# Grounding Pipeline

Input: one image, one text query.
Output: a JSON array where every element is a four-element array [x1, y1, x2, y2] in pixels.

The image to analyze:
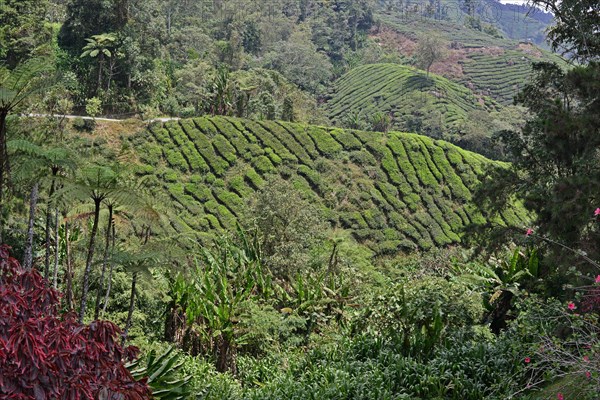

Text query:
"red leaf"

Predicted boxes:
[[0, 247, 151, 399]]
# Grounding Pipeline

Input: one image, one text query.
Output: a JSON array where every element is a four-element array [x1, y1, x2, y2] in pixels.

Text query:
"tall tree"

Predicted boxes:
[[414, 34, 448, 77], [8, 140, 76, 273], [473, 0, 600, 267], [119, 196, 166, 343], [94, 202, 115, 320], [58, 0, 128, 55], [0, 0, 50, 68], [80, 33, 118, 94], [56, 164, 121, 322], [0, 59, 51, 238], [532, 0, 599, 62]]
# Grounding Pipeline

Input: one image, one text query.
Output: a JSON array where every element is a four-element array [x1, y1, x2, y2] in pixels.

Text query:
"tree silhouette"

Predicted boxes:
[[56, 163, 138, 322], [80, 33, 118, 93], [0, 59, 52, 238]]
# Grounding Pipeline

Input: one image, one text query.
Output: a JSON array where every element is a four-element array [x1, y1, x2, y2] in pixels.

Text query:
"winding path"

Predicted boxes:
[[23, 113, 180, 123]]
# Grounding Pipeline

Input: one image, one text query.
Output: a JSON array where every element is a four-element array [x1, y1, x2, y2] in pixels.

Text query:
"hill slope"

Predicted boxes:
[[127, 117, 525, 253], [326, 63, 495, 133], [376, 0, 553, 47], [374, 12, 566, 105]]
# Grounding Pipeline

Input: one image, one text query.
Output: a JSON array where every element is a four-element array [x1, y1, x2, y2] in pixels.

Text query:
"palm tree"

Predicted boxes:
[[80, 33, 118, 94], [94, 200, 131, 319], [94, 202, 115, 320], [101, 192, 172, 320], [44, 148, 77, 281], [23, 181, 38, 270], [109, 243, 161, 345], [121, 197, 167, 343]]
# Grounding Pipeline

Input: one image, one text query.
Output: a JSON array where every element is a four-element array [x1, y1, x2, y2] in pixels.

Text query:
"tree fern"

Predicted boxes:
[[0, 59, 54, 234]]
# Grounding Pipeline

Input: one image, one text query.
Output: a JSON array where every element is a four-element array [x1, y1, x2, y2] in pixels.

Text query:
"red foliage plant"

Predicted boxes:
[[0, 245, 150, 399]]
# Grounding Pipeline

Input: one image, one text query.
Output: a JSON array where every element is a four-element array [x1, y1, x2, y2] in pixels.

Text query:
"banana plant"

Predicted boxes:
[[171, 229, 271, 373], [287, 269, 353, 335], [127, 346, 192, 400], [452, 247, 540, 333]]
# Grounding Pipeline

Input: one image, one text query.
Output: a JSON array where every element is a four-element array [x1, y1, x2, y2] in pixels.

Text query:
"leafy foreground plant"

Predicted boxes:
[[0, 244, 150, 399], [127, 345, 192, 400], [516, 283, 600, 398], [238, 332, 527, 400], [169, 230, 272, 374]]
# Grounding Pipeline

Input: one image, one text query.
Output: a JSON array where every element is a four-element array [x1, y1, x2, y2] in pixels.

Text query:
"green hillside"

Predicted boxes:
[[376, 12, 566, 105], [377, 0, 553, 47], [459, 47, 565, 105], [326, 63, 495, 132], [129, 117, 526, 253], [378, 15, 517, 49]]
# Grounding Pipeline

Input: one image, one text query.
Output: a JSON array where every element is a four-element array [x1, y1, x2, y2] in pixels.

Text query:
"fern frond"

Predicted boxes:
[[0, 58, 54, 110]]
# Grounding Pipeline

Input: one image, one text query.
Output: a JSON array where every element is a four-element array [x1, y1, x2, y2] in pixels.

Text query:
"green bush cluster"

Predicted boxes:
[[304, 126, 343, 157], [262, 121, 313, 165]]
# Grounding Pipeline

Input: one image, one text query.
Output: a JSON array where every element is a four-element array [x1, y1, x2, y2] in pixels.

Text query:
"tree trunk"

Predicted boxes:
[[52, 208, 60, 288], [23, 182, 39, 270], [78, 197, 102, 323], [489, 290, 514, 335], [97, 56, 104, 94], [216, 335, 236, 374], [167, 7, 172, 38], [94, 204, 113, 320], [106, 59, 114, 93], [122, 271, 138, 345], [44, 204, 51, 279], [122, 226, 151, 343], [64, 218, 74, 311], [0, 110, 8, 242], [101, 222, 116, 317], [164, 298, 177, 343], [44, 177, 56, 281]]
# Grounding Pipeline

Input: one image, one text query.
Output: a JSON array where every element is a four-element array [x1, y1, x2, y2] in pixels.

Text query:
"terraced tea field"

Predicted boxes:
[[378, 16, 517, 49], [326, 63, 493, 133], [376, 12, 566, 105], [129, 117, 526, 253], [460, 49, 566, 105]]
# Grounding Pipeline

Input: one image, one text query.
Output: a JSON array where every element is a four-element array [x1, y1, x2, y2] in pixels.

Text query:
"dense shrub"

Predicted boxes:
[[233, 332, 526, 400], [0, 245, 150, 399], [358, 276, 483, 357], [72, 116, 96, 132]]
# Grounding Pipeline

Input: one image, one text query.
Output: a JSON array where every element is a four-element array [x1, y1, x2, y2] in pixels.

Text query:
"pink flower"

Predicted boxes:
[[525, 228, 534, 236], [568, 302, 576, 310], [595, 275, 600, 283], [594, 208, 600, 216], [586, 371, 591, 379], [524, 357, 531, 363], [557, 393, 564, 400], [583, 355, 589, 362]]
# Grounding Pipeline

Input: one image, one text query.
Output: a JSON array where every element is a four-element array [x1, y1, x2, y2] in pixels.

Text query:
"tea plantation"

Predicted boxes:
[[459, 48, 566, 105], [325, 63, 494, 132], [377, 12, 566, 106], [129, 116, 526, 253]]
